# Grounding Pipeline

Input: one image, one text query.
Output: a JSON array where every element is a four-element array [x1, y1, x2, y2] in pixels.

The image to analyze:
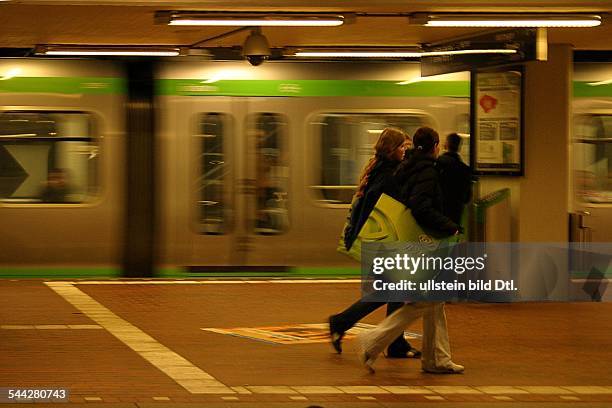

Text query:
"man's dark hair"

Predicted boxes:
[[446, 133, 462, 153], [412, 127, 439, 154]]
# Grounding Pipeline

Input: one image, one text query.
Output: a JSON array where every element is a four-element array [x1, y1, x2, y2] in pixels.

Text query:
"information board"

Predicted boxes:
[[473, 69, 524, 175]]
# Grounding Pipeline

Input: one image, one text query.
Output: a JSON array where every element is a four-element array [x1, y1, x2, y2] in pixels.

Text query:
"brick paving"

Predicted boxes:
[[1, 279, 612, 406]]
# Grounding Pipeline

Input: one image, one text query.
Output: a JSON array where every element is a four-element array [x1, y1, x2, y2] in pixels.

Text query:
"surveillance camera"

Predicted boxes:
[[242, 29, 271, 66], [246, 55, 268, 66]]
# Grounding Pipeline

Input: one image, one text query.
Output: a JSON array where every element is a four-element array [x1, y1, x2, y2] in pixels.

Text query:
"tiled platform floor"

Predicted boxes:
[[1, 278, 611, 406]]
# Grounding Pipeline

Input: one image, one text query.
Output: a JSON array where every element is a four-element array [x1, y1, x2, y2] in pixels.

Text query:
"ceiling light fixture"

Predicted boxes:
[[421, 49, 517, 56], [587, 78, 612, 86], [287, 47, 421, 58], [294, 50, 422, 58], [35, 45, 182, 57], [0, 68, 22, 81], [411, 13, 602, 28], [157, 11, 346, 27], [289, 47, 517, 59]]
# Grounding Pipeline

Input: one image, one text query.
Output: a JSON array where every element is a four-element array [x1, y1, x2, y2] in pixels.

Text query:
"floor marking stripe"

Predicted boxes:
[[230, 387, 252, 394], [562, 386, 612, 394], [475, 386, 528, 394], [517, 386, 575, 394], [290, 386, 344, 394], [45, 281, 233, 395], [380, 386, 433, 394], [237, 385, 612, 395], [426, 386, 482, 394], [336, 386, 389, 394], [247, 386, 298, 394]]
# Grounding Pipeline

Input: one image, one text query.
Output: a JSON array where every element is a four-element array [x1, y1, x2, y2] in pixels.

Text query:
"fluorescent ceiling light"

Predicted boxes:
[[397, 76, 425, 85], [587, 78, 612, 86], [0, 68, 21, 81], [291, 48, 516, 58], [421, 49, 516, 56], [160, 12, 345, 27], [416, 13, 602, 27], [35, 45, 181, 57], [295, 51, 422, 58]]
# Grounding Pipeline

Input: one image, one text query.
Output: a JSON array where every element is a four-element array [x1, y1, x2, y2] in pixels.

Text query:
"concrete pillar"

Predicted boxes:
[[122, 60, 157, 277], [519, 44, 572, 242]]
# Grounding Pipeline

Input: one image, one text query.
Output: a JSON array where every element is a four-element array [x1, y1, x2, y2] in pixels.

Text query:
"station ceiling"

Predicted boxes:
[[0, 0, 611, 51]]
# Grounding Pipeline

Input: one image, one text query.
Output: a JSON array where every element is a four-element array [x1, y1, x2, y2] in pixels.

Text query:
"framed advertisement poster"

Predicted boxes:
[[471, 68, 524, 175]]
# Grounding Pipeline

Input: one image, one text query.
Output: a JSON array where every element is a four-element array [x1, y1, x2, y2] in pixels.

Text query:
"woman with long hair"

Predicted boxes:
[[330, 127, 421, 359], [356, 126, 463, 374]]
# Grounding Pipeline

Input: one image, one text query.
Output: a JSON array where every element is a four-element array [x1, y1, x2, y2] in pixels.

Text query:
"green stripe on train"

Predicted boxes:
[[156, 79, 470, 97], [1, 78, 610, 98], [574, 81, 612, 97], [0, 77, 126, 94], [2, 266, 608, 280]]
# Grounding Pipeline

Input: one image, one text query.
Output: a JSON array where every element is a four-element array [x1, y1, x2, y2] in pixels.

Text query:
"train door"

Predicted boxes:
[[240, 98, 293, 266], [572, 110, 612, 243], [162, 97, 243, 267], [163, 96, 294, 268]]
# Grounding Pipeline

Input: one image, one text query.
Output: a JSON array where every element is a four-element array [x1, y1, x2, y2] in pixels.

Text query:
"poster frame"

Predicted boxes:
[[470, 65, 525, 176]]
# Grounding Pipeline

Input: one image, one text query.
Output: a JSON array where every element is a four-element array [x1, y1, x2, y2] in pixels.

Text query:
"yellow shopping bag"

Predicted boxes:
[[338, 193, 460, 262]]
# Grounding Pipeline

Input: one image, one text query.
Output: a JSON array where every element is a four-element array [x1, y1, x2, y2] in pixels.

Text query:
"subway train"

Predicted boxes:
[[572, 62, 612, 243], [0, 58, 609, 273]]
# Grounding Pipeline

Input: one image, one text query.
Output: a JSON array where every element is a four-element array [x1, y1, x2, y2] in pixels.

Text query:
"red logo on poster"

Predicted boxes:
[[479, 94, 498, 113]]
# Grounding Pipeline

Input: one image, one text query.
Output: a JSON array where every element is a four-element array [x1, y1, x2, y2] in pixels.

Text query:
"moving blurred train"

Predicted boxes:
[[0, 58, 609, 273]]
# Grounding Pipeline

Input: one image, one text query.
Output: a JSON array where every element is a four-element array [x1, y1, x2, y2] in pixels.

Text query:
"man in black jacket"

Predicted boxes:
[[393, 130, 461, 236], [437, 133, 473, 226]]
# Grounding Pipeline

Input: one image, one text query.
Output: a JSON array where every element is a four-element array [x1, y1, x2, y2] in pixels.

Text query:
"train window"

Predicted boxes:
[[312, 113, 429, 205], [574, 114, 612, 203], [248, 113, 289, 235], [0, 111, 97, 204], [197, 113, 232, 235]]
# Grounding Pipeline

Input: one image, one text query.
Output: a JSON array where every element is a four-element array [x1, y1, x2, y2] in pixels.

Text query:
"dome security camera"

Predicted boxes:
[[242, 28, 271, 66]]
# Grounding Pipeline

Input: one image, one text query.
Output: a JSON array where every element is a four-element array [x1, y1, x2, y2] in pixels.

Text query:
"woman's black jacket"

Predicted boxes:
[[392, 153, 459, 236], [344, 157, 399, 250]]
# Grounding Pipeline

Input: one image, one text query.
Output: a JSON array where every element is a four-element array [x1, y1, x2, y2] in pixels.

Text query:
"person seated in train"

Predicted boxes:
[[356, 126, 464, 374], [39, 168, 72, 203], [436, 133, 473, 226], [329, 127, 422, 359]]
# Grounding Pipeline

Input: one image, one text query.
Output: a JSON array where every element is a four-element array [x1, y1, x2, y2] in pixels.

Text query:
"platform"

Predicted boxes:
[[1, 278, 611, 407]]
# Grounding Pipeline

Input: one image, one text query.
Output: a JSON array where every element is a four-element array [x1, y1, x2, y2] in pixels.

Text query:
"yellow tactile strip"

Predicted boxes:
[[83, 385, 607, 397], [242, 385, 612, 395], [45, 281, 234, 395]]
